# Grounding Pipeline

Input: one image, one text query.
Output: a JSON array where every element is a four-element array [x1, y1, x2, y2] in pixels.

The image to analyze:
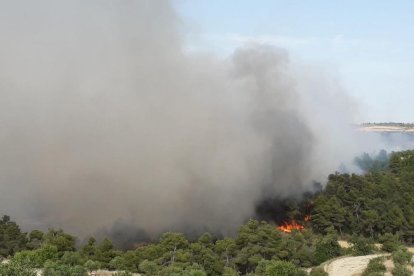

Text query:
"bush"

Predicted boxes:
[[362, 272, 386, 276], [185, 269, 207, 276], [222, 267, 239, 276], [309, 267, 328, 276], [362, 257, 386, 276], [158, 263, 185, 275], [392, 249, 412, 265], [61, 251, 81, 266], [380, 234, 401, 253], [313, 237, 342, 264], [70, 265, 88, 276], [392, 264, 411, 276], [139, 259, 160, 274], [255, 260, 307, 276], [84, 259, 100, 272], [12, 245, 59, 268], [350, 236, 375, 256], [110, 256, 128, 270], [114, 272, 133, 276], [43, 260, 88, 276], [0, 261, 37, 276], [12, 250, 39, 267]]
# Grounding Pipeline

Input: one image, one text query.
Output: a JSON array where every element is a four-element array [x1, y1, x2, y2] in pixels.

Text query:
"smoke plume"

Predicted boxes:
[[0, 0, 395, 238]]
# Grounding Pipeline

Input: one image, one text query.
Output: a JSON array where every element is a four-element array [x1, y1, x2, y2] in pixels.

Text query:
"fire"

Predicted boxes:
[[304, 215, 311, 222], [277, 220, 304, 233]]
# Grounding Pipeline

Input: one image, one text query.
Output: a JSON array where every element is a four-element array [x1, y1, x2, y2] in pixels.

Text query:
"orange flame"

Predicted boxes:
[[277, 220, 305, 233]]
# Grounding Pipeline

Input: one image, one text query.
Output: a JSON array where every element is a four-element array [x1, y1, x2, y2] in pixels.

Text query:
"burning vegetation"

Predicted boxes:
[[277, 220, 305, 233], [277, 215, 311, 233], [255, 190, 317, 234]]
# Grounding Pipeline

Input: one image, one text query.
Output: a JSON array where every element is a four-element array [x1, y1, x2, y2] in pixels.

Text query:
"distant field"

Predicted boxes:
[[359, 123, 414, 133]]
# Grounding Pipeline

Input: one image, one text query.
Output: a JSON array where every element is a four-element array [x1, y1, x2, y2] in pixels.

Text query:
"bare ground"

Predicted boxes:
[[324, 254, 389, 276]]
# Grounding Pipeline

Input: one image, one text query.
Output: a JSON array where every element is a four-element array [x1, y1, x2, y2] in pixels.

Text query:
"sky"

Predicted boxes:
[[174, 0, 414, 123]]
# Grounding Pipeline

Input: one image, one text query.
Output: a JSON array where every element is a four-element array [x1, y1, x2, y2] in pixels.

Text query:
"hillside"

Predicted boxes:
[[311, 150, 414, 243], [2, 151, 414, 275]]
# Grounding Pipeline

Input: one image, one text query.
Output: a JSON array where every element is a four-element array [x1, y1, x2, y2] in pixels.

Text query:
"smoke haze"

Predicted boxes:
[[0, 0, 405, 238]]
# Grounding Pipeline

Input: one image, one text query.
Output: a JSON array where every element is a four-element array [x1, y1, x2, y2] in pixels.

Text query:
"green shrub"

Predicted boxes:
[[392, 249, 412, 265], [12, 250, 39, 267], [43, 260, 88, 276], [313, 237, 342, 264], [222, 267, 239, 276], [0, 261, 37, 276], [70, 265, 88, 276], [12, 245, 59, 268], [61, 251, 82, 266], [362, 272, 385, 276], [114, 272, 133, 276], [139, 259, 160, 274], [110, 256, 128, 270], [84, 259, 100, 272], [380, 234, 401, 253], [350, 236, 375, 256], [255, 260, 306, 276], [309, 267, 328, 276], [185, 269, 207, 276], [392, 264, 411, 276], [362, 257, 386, 276]]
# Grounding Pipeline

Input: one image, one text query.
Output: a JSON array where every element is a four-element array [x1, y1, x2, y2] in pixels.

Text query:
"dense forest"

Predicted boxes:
[[311, 150, 414, 242], [1, 150, 414, 275]]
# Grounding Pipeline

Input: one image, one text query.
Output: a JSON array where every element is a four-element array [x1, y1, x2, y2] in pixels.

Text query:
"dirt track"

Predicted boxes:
[[325, 254, 388, 276]]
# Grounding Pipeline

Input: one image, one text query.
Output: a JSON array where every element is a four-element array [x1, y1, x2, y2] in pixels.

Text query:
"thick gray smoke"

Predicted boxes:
[[0, 0, 393, 237]]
